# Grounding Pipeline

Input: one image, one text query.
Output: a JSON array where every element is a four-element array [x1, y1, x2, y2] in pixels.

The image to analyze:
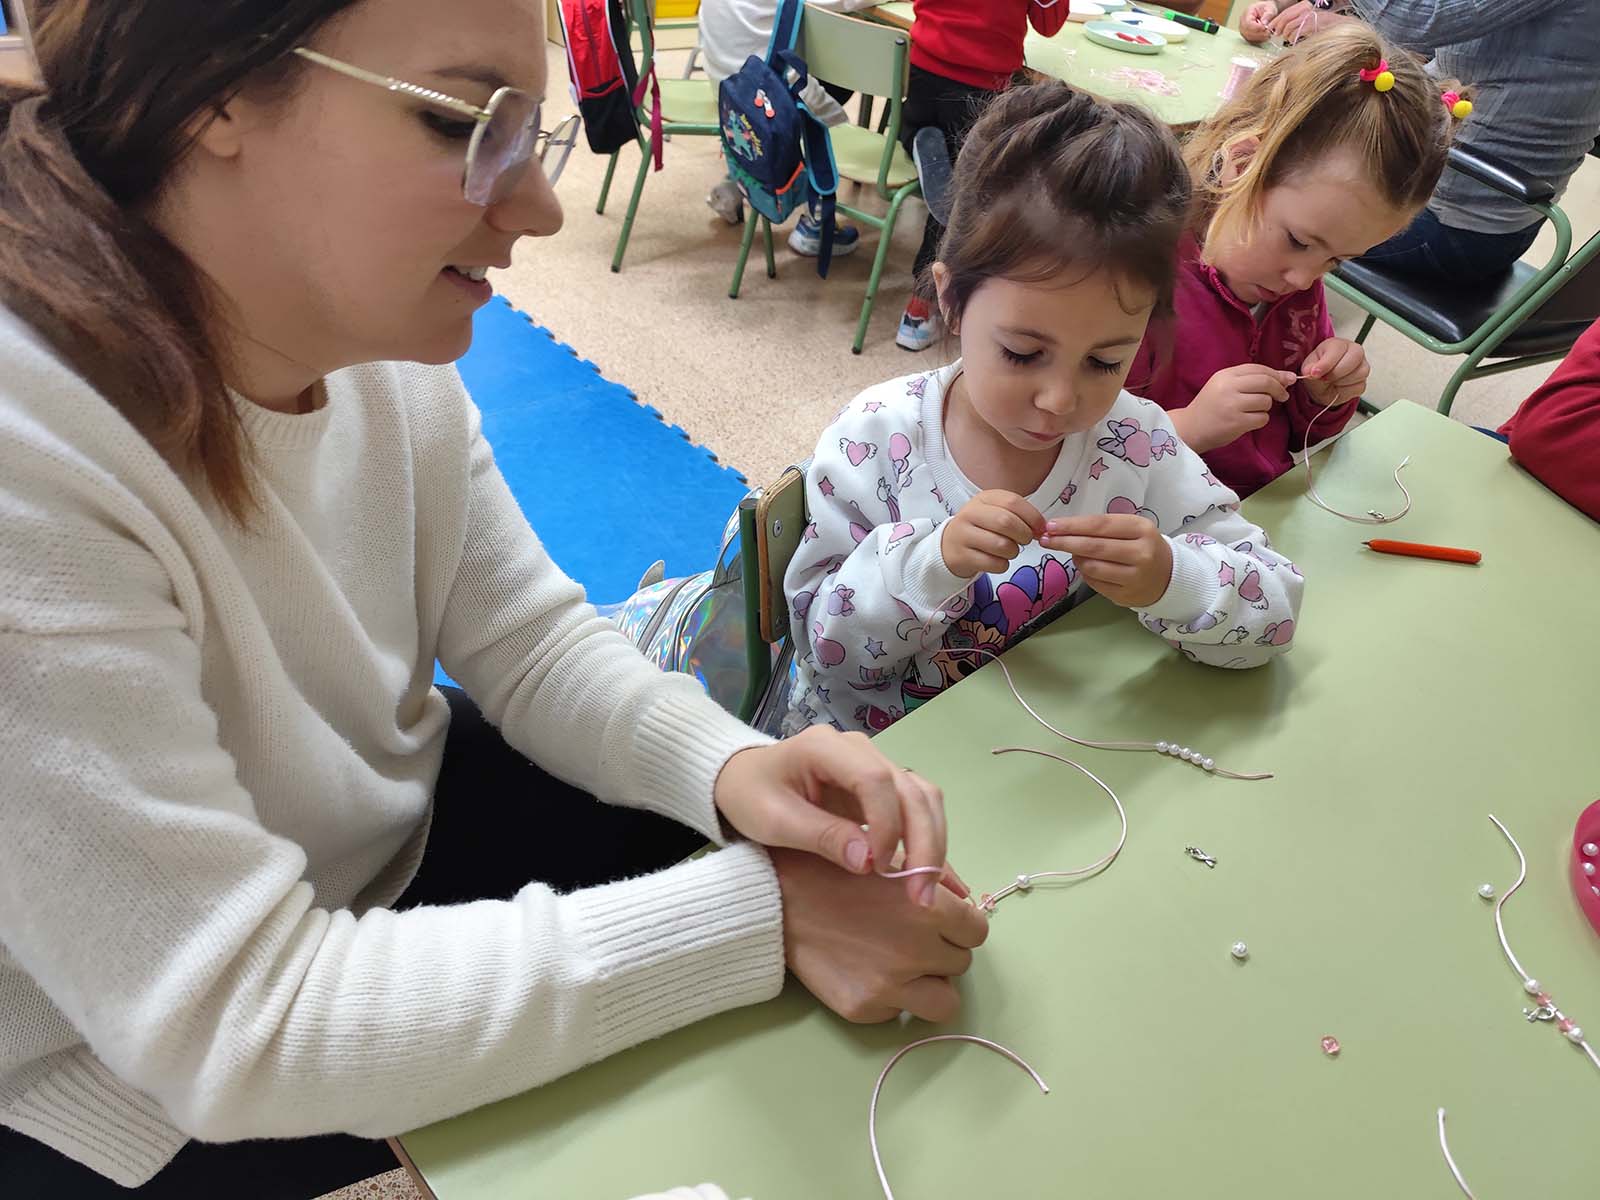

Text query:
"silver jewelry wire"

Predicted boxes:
[[1487, 813, 1600, 1072], [869, 1035, 1049, 1200], [918, 603, 1273, 781], [1436, 1108, 1478, 1198], [1302, 398, 1412, 525], [977, 747, 1128, 911]]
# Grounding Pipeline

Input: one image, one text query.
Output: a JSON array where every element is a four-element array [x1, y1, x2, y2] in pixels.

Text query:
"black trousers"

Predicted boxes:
[[0, 688, 706, 1199], [899, 65, 1008, 282]]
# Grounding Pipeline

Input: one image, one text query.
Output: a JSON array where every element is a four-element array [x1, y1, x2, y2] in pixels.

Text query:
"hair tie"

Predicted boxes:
[[1358, 59, 1395, 92], [1442, 90, 1473, 119]]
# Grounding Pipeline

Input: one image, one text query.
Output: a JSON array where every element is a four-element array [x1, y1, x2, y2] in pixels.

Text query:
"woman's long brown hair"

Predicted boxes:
[[0, 0, 361, 520]]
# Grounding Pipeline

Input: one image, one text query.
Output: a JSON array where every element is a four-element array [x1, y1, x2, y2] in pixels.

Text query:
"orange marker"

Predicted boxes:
[[1363, 539, 1482, 565]]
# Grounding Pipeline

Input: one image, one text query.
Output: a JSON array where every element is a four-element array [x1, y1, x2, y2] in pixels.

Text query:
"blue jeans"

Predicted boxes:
[[1358, 207, 1542, 286]]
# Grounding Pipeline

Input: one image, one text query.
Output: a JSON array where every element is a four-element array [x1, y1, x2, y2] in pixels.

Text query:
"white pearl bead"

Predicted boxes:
[[1524, 979, 1542, 994], [1015, 873, 1032, 891], [1477, 883, 1496, 900], [1586, 862, 1597, 878], [1585, 842, 1599, 858], [1202, 757, 1215, 772], [1156, 741, 1170, 753], [1179, 746, 1192, 761], [1565, 1026, 1585, 1043], [1592, 885, 1599, 897], [1230, 941, 1249, 961], [1187, 749, 1201, 763]]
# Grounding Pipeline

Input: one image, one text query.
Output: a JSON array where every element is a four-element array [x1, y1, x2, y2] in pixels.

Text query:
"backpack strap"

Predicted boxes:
[[766, 0, 806, 60], [623, 0, 664, 171], [773, 49, 840, 279], [632, 67, 664, 171]]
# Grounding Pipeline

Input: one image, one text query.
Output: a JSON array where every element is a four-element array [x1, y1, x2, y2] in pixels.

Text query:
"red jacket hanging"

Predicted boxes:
[[909, 0, 1069, 91], [1499, 318, 1600, 522]]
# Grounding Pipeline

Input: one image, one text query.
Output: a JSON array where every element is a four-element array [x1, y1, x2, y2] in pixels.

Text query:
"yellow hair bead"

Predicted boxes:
[[1451, 98, 1473, 119], [1374, 70, 1394, 92]]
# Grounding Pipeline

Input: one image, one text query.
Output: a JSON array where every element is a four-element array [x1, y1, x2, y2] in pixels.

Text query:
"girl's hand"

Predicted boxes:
[[1240, 0, 1279, 43], [940, 489, 1045, 579], [1174, 364, 1298, 453], [714, 727, 955, 907], [1300, 337, 1368, 409], [1041, 513, 1174, 608], [1269, 1, 1347, 42], [773, 846, 988, 1023]]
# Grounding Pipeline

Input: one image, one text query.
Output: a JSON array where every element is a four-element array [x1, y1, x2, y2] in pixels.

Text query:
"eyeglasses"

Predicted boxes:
[[292, 47, 580, 204]]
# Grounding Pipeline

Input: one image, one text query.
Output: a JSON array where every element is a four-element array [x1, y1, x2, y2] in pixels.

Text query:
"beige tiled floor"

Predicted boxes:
[[324, 41, 1599, 1200]]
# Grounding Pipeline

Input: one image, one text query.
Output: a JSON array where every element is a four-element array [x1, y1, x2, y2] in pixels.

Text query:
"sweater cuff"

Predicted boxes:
[[1142, 540, 1218, 622], [630, 681, 774, 844], [898, 531, 971, 616], [571, 841, 784, 1062]]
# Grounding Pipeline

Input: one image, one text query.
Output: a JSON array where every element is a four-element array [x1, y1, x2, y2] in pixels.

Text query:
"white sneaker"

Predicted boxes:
[[706, 179, 743, 225], [896, 305, 943, 352]]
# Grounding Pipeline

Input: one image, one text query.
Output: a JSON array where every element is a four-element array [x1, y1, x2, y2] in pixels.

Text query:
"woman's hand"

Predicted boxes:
[[1269, 1, 1348, 42], [773, 847, 989, 1023], [1300, 336, 1369, 409], [1041, 513, 1174, 608], [1240, 0, 1279, 43], [714, 727, 953, 906]]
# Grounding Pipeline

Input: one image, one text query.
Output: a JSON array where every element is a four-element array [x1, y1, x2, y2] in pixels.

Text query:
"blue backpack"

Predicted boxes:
[[717, 0, 841, 276]]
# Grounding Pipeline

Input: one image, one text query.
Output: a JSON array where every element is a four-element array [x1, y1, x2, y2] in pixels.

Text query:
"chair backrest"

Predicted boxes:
[[753, 465, 808, 645], [798, 8, 910, 105], [1526, 230, 1600, 328]]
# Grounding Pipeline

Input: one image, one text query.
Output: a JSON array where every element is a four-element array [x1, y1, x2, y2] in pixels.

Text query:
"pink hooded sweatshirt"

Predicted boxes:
[[1127, 235, 1355, 498]]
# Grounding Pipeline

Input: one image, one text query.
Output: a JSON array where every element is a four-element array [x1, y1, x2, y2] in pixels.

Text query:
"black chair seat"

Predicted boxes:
[[1334, 257, 1538, 346]]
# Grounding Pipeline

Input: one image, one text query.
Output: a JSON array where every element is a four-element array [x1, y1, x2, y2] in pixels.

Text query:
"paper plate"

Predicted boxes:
[[1068, 0, 1107, 21], [1108, 10, 1190, 40], [1084, 19, 1166, 53], [1096, 0, 1129, 9]]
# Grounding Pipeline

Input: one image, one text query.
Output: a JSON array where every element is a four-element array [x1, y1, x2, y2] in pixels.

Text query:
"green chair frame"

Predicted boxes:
[[1326, 196, 1600, 417], [726, 8, 921, 354], [598, 0, 721, 273]]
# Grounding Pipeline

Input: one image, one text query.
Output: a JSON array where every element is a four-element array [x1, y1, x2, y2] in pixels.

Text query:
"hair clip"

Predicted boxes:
[[1358, 59, 1395, 92], [1441, 90, 1473, 119]]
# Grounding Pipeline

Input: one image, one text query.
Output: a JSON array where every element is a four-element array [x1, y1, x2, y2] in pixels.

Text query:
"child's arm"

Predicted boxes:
[[1503, 320, 1600, 521], [1029, 0, 1070, 37], [785, 416, 969, 696], [1048, 399, 1303, 668]]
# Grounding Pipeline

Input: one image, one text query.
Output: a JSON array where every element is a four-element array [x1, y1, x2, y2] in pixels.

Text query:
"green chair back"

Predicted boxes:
[[797, 7, 910, 100]]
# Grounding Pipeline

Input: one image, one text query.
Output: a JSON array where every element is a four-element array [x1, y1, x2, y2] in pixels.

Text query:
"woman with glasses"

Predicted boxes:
[[0, 2, 987, 1195]]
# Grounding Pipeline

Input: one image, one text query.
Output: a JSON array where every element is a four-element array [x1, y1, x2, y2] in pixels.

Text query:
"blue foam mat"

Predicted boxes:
[[456, 297, 749, 605]]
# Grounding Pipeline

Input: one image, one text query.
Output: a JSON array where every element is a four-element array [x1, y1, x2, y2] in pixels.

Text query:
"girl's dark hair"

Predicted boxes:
[[1186, 23, 1462, 261], [925, 80, 1192, 329], [0, 0, 362, 520]]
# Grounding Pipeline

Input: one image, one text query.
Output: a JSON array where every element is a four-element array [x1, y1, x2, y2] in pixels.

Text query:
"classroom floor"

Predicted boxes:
[[314, 38, 1600, 1200]]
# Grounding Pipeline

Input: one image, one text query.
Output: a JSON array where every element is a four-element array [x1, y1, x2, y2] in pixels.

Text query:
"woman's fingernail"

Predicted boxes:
[[919, 878, 937, 907], [846, 840, 869, 872]]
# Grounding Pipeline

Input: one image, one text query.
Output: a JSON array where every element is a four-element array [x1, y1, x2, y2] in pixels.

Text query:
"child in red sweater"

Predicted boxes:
[[895, 0, 1067, 352], [1126, 26, 1464, 496], [1499, 318, 1600, 522]]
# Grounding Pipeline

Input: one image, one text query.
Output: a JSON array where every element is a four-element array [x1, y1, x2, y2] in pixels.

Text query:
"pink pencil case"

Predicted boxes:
[[1573, 799, 1600, 935]]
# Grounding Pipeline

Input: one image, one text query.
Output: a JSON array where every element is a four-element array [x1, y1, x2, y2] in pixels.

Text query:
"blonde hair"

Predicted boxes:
[[1185, 24, 1463, 261]]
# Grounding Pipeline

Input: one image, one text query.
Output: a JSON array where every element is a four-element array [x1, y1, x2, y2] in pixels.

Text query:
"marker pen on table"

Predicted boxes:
[[1363, 539, 1482, 565], [1162, 9, 1220, 32]]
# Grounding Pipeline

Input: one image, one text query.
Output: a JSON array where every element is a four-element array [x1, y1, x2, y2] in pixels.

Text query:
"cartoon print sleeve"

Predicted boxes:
[[1099, 398, 1304, 668], [785, 409, 968, 700]]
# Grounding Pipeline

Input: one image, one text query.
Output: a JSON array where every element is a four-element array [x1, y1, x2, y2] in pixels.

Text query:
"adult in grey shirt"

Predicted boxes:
[[1243, 0, 1600, 284]]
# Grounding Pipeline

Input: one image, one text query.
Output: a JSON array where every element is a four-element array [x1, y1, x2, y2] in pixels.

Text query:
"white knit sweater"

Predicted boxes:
[[0, 307, 784, 1186]]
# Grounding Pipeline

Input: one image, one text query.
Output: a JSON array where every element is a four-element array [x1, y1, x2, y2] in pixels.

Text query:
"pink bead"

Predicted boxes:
[[1537, 993, 1554, 1007], [1321, 1035, 1341, 1056], [1559, 1018, 1576, 1034]]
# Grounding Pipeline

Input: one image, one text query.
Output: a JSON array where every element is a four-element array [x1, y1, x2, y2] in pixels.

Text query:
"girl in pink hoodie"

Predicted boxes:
[[1127, 26, 1467, 496]]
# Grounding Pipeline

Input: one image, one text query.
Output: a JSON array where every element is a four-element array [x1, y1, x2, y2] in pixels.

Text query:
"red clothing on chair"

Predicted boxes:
[[1499, 318, 1600, 522], [909, 0, 1069, 91], [1127, 235, 1350, 498]]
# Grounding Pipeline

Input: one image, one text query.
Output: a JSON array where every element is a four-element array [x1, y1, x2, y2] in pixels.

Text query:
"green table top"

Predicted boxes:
[[872, 2, 1270, 127], [400, 402, 1600, 1199]]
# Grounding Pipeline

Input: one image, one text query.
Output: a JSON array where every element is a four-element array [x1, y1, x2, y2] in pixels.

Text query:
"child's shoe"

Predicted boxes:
[[788, 213, 860, 257], [896, 296, 942, 352]]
